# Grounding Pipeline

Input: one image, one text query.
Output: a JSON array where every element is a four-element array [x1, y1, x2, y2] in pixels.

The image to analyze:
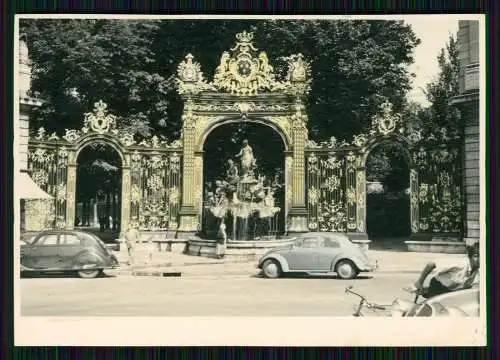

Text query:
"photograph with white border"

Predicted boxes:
[[13, 14, 487, 346]]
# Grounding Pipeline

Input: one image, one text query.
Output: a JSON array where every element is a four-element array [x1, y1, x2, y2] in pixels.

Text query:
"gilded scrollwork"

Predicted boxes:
[[418, 183, 429, 204], [169, 187, 180, 205], [169, 153, 181, 173], [29, 148, 54, 163], [56, 183, 67, 202], [63, 129, 82, 142], [321, 155, 343, 170], [131, 184, 141, 204], [147, 174, 164, 192], [284, 53, 312, 96], [32, 169, 49, 187], [324, 175, 341, 191], [308, 187, 319, 205], [212, 31, 281, 95], [176, 53, 215, 95], [120, 133, 136, 147], [316, 202, 347, 232], [346, 187, 356, 205]]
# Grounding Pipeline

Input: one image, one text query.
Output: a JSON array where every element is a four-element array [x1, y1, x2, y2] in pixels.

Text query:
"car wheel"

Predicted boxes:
[[262, 259, 282, 279], [77, 269, 101, 279], [335, 259, 359, 280]]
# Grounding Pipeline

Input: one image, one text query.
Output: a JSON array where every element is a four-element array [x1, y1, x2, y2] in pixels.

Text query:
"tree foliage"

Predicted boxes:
[[22, 19, 420, 142], [421, 35, 460, 135]]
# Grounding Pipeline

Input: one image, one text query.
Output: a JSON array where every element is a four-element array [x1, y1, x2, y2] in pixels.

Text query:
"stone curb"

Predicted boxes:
[[110, 267, 421, 277], [117, 260, 225, 269], [130, 271, 182, 277]]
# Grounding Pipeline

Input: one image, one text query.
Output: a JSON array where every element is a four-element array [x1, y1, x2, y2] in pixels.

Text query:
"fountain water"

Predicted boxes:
[[203, 140, 282, 241]]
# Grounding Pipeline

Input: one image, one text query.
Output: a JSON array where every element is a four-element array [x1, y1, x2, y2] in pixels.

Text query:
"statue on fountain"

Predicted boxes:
[[235, 139, 257, 180]]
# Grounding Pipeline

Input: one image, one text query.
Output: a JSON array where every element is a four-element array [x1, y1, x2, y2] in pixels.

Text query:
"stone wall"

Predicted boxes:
[[455, 20, 480, 245]]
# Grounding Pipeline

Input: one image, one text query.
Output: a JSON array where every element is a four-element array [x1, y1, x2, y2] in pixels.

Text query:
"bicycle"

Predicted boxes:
[[345, 285, 390, 317], [345, 285, 421, 317]]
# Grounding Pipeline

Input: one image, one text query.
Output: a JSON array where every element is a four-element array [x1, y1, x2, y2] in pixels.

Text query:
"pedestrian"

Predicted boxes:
[[124, 225, 140, 265], [412, 242, 480, 299], [143, 236, 155, 264], [216, 221, 227, 259]]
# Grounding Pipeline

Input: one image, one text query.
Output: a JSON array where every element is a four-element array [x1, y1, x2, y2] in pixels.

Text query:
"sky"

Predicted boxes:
[[403, 15, 462, 107]]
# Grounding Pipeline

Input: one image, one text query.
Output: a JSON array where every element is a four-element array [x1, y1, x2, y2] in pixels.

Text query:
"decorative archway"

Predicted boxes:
[[27, 100, 183, 237], [175, 31, 312, 237], [305, 100, 463, 242]]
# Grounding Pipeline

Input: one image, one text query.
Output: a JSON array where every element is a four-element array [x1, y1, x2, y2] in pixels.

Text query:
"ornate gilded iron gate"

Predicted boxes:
[[129, 149, 182, 231], [305, 101, 464, 240], [411, 142, 463, 236], [26, 142, 69, 229], [27, 101, 183, 235], [305, 150, 348, 232]]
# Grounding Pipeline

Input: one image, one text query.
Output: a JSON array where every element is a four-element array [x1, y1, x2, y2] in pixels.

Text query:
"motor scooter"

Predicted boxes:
[[345, 285, 421, 317]]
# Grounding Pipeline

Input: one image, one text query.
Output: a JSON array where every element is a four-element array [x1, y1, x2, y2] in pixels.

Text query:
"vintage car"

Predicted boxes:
[[20, 229, 119, 278], [257, 232, 377, 279], [401, 287, 480, 317]]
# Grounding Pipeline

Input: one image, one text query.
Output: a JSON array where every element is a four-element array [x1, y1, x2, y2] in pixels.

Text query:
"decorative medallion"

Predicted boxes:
[[83, 100, 117, 134], [212, 31, 284, 96], [372, 101, 399, 136]]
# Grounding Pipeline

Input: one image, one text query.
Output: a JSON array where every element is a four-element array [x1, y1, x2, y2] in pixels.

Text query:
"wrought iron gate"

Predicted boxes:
[[27, 101, 183, 234], [305, 101, 464, 240]]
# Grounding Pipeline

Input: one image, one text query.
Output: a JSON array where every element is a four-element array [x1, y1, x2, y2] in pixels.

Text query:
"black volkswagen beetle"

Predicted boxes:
[[20, 230, 119, 278]]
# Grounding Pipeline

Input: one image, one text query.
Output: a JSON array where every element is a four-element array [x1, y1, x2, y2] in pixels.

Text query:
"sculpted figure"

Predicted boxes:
[[216, 51, 230, 75], [226, 159, 239, 185], [235, 139, 256, 179]]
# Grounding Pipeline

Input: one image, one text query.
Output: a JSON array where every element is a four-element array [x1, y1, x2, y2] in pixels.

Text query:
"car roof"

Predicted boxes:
[[425, 288, 479, 304]]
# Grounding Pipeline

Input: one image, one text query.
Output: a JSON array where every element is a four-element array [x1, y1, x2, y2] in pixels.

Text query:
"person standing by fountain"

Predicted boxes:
[[235, 139, 256, 179], [216, 221, 228, 259], [124, 225, 140, 265]]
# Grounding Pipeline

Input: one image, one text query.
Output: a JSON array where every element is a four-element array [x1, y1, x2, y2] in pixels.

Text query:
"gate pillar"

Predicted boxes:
[[288, 102, 309, 233], [120, 164, 131, 236], [350, 165, 369, 240], [177, 99, 199, 237], [65, 163, 77, 230]]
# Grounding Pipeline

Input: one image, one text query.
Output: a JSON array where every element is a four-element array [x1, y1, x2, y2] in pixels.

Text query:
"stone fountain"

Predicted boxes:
[[186, 140, 296, 260], [204, 139, 282, 241]]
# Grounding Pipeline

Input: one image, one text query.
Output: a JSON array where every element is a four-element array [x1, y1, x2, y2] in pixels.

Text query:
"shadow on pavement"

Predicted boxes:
[[20, 271, 117, 279], [251, 272, 373, 280]]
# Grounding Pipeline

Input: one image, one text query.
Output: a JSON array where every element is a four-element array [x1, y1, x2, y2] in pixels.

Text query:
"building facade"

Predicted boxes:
[[451, 20, 480, 246], [18, 35, 51, 233]]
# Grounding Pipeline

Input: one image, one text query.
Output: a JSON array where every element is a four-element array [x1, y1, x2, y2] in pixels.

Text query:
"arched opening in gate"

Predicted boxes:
[[75, 142, 122, 243], [201, 120, 286, 241], [365, 140, 411, 249]]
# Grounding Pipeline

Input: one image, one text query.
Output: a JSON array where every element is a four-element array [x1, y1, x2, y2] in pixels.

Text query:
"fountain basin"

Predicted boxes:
[[185, 237, 297, 261]]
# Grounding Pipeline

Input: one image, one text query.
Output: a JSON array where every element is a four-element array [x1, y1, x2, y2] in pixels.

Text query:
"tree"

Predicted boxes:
[[422, 35, 460, 135], [22, 19, 420, 143], [21, 19, 171, 138]]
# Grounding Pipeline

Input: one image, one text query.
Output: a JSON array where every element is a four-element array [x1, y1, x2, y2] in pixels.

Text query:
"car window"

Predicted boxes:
[[81, 233, 107, 250], [301, 237, 320, 248], [60, 233, 81, 246], [324, 238, 340, 248], [36, 234, 58, 246]]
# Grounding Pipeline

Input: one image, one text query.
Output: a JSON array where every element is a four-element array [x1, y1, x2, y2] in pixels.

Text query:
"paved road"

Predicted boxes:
[[20, 269, 417, 317]]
